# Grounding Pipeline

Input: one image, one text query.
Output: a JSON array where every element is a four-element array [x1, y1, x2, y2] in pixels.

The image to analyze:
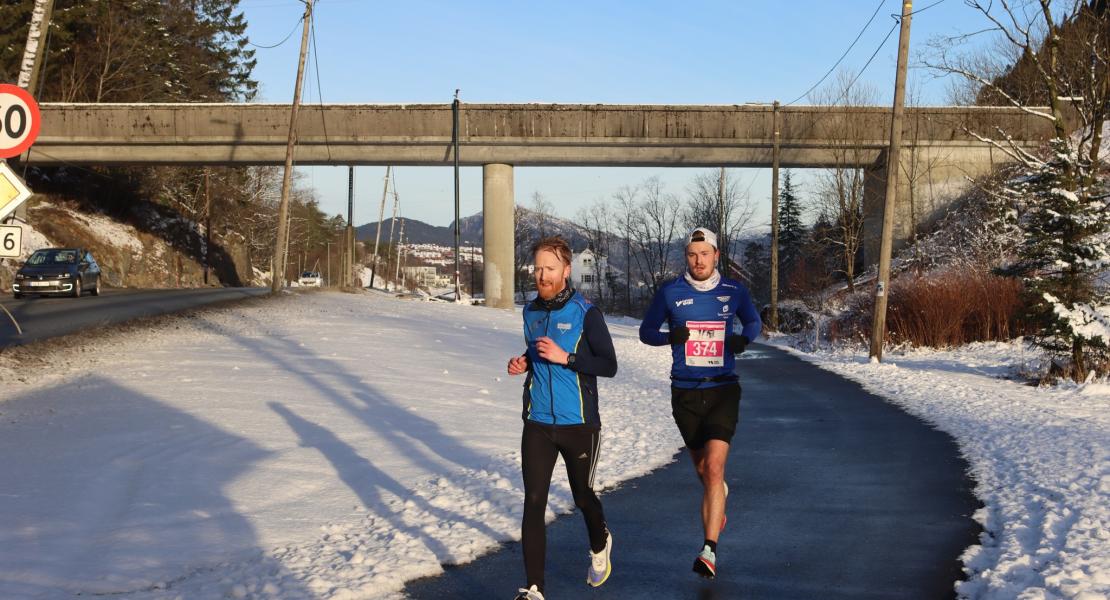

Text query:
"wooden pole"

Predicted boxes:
[[370, 166, 391, 289], [769, 100, 781, 331], [270, 0, 313, 293], [869, 1, 914, 362]]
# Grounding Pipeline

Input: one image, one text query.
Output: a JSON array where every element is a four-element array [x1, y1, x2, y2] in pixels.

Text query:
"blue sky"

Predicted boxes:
[[238, 0, 990, 229]]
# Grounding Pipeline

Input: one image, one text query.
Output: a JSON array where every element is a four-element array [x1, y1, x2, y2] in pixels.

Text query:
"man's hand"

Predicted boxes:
[[535, 337, 569, 365], [669, 326, 690, 345], [726, 335, 750, 354], [507, 354, 529, 375]]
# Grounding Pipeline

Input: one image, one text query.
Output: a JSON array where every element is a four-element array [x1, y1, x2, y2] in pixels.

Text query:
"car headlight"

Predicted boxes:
[[59, 273, 71, 279], [15, 273, 24, 280]]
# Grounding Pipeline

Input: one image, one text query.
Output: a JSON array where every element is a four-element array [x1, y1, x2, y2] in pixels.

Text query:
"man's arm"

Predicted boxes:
[[735, 287, 762, 342], [569, 307, 618, 378], [638, 289, 671, 346]]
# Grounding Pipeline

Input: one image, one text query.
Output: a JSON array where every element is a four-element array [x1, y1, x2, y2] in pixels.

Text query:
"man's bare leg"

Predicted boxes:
[[688, 439, 730, 542]]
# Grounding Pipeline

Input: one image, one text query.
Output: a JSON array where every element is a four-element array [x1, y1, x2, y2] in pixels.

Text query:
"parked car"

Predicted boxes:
[[298, 271, 322, 287], [12, 248, 102, 299]]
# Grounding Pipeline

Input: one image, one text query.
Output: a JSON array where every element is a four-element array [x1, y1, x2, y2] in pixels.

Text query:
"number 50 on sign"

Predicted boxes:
[[0, 84, 40, 159], [0, 224, 21, 259]]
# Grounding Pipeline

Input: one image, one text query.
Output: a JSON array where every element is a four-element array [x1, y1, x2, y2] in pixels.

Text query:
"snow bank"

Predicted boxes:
[[64, 209, 145, 253], [767, 338, 1110, 600], [0, 292, 679, 599]]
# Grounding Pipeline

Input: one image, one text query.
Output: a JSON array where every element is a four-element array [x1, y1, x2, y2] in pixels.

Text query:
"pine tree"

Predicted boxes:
[[998, 140, 1110, 380], [778, 170, 806, 288]]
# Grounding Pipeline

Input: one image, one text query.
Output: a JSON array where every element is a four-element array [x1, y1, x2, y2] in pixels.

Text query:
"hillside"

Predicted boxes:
[[0, 197, 255, 293], [357, 208, 591, 249]]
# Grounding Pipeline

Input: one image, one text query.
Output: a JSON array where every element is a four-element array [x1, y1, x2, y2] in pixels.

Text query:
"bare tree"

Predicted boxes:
[[628, 176, 681, 296], [531, 191, 554, 238], [683, 169, 757, 271], [576, 199, 614, 306], [809, 70, 879, 292], [612, 184, 641, 313]]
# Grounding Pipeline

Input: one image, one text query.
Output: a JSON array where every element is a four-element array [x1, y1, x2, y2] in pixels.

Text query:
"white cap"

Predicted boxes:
[[687, 227, 718, 249]]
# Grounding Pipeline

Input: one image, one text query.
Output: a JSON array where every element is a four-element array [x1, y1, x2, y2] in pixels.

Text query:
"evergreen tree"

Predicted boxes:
[[998, 140, 1110, 380], [1, 1, 256, 102], [742, 240, 771, 307], [777, 170, 806, 288]]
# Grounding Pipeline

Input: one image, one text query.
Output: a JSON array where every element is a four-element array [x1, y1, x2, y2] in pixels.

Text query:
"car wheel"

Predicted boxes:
[[73, 277, 82, 298], [12, 292, 21, 299], [91, 277, 101, 296]]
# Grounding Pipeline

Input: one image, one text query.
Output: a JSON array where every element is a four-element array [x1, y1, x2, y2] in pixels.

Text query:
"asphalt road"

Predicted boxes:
[[405, 343, 981, 600], [0, 287, 269, 348]]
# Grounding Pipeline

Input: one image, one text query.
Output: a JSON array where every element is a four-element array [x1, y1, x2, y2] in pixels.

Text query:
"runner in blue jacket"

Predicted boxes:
[[507, 236, 617, 600], [639, 227, 761, 579]]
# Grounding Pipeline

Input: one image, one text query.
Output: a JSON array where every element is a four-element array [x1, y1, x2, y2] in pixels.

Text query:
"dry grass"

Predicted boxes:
[[831, 267, 1027, 348]]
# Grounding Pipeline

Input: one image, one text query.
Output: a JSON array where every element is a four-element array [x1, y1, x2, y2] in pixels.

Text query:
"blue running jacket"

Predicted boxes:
[[639, 276, 762, 388], [522, 290, 618, 426]]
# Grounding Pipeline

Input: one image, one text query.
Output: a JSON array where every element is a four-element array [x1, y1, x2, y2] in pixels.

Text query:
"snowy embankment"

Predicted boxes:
[[0, 292, 679, 600], [766, 337, 1110, 600]]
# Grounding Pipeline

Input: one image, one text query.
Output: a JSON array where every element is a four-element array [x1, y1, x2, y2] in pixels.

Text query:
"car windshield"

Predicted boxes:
[[26, 249, 79, 266], [301, 272, 316, 278]]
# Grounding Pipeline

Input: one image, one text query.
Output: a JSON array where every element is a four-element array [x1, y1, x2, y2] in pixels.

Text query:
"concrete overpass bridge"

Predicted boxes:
[[27, 103, 1053, 308]]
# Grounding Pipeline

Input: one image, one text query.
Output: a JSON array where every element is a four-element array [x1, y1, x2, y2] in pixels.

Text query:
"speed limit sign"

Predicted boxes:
[[0, 84, 41, 160], [0, 224, 22, 259]]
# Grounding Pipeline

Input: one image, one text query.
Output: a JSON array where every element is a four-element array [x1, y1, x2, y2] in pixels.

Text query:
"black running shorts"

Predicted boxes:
[[670, 382, 741, 450]]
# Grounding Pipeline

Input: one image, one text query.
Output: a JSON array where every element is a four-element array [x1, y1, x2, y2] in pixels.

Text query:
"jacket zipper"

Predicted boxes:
[[545, 310, 556, 425]]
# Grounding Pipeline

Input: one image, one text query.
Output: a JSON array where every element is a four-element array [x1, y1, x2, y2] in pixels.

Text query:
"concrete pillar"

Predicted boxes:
[[483, 163, 514, 309], [862, 145, 1000, 265]]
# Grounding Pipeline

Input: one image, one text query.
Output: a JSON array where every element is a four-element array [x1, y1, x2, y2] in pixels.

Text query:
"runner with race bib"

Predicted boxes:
[[638, 227, 761, 580]]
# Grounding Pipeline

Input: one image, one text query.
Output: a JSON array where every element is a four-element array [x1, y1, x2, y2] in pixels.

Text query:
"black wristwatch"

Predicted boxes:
[[566, 353, 577, 368]]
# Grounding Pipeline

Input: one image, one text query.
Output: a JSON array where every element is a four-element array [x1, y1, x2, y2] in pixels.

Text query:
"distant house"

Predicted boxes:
[[570, 247, 617, 296]]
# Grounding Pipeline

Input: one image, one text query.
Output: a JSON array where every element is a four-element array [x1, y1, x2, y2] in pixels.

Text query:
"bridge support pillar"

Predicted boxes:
[[862, 144, 1000, 266], [483, 163, 515, 309]]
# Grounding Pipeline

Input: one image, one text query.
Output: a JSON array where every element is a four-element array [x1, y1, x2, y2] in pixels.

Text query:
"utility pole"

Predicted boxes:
[[385, 185, 399, 289], [326, 241, 331, 286], [14, 0, 54, 221], [625, 210, 631, 313], [452, 90, 462, 302], [769, 100, 782, 331], [346, 166, 354, 287], [870, 0, 913, 362], [17, 0, 54, 92], [718, 166, 726, 268], [203, 168, 211, 285], [270, 0, 313, 293], [394, 217, 406, 282], [370, 166, 391, 289]]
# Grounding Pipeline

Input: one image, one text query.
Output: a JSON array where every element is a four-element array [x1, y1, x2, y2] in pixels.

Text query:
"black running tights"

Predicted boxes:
[[521, 420, 607, 593]]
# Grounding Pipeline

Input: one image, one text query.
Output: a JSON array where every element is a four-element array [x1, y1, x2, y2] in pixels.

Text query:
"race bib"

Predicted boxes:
[[685, 320, 725, 367]]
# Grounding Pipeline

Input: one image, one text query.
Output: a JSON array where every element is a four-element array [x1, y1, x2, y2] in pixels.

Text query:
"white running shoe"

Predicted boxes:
[[586, 530, 613, 587], [693, 544, 717, 579], [514, 584, 544, 600]]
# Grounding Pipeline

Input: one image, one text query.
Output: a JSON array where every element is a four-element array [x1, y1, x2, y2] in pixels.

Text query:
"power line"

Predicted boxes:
[[309, 14, 333, 160], [247, 15, 304, 49], [786, 0, 889, 106], [909, 0, 947, 15], [835, 19, 900, 105]]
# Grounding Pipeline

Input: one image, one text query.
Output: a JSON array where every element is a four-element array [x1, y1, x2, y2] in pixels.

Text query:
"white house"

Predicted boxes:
[[570, 247, 615, 296]]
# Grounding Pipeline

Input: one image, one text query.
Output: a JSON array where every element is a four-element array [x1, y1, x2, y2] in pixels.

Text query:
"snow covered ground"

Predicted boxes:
[[767, 337, 1110, 600], [0, 292, 681, 599]]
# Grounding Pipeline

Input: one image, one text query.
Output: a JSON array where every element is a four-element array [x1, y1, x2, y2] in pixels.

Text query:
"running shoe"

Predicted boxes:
[[586, 530, 613, 587], [693, 544, 717, 579], [514, 585, 544, 600]]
